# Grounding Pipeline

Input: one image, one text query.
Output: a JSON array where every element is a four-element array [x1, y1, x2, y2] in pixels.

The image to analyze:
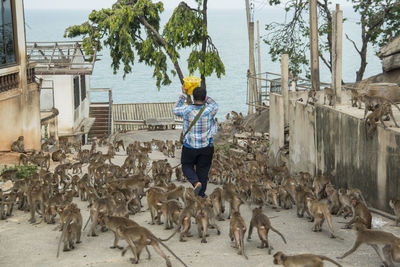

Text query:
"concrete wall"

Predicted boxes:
[[288, 100, 316, 176], [315, 105, 400, 212], [272, 97, 400, 212], [269, 93, 284, 164], [0, 0, 41, 151], [0, 84, 40, 151]]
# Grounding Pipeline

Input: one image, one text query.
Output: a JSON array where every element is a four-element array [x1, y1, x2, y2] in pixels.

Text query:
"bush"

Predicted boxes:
[[0, 164, 37, 181]]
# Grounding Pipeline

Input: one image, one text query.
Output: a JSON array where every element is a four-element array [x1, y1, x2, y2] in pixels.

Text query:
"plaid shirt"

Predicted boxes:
[[172, 94, 218, 149]]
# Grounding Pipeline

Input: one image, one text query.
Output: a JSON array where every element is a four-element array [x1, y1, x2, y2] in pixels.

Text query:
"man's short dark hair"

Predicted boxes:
[[193, 87, 207, 101]]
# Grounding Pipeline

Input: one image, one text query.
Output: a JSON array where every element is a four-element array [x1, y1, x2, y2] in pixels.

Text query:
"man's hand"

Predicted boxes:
[[182, 84, 188, 95]]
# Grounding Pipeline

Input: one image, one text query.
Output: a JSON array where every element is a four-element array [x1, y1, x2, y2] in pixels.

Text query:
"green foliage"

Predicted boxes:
[[64, 0, 225, 90], [0, 165, 37, 181], [264, 0, 400, 81], [264, 0, 332, 78]]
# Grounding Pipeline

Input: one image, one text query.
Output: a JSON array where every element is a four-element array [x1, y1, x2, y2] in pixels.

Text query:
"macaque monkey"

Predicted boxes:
[[248, 207, 287, 254], [337, 188, 353, 218], [295, 185, 313, 218], [250, 184, 266, 206], [306, 89, 317, 106], [389, 199, 400, 226], [267, 189, 281, 211], [162, 200, 196, 242], [342, 197, 371, 229], [229, 211, 248, 259], [360, 94, 400, 119], [52, 150, 66, 163], [313, 175, 330, 200], [11, 136, 26, 153], [175, 167, 184, 182], [18, 153, 30, 166], [71, 162, 82, 174], [382, 243, 400, 267], [366, 102, 399, 136], [350, 89, 362, 108], [27, 183, 45, 224], [324, 87, 335, 106], [117, 225, 188, 267], [305, 194, 341, 239], [195, 198, 221, 243], [99, 214, 140, 249], [56, 203, 82, 257], [278, 186, 293, 210], [325, 183, 340, 215], [87, 197, 116, 236], [338, 223, 400, 267], [146, 189, 167, 225], [273, 251, 342, 267], [114, 139, 125, 152], [159, 200, 182, 230], [210, 187, 225, 221]]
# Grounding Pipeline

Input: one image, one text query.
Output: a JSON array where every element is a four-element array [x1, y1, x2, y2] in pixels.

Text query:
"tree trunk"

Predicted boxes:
[[139, 16, 185, 85], [200, 0, 208, 89], [356, 24, 368, 82]]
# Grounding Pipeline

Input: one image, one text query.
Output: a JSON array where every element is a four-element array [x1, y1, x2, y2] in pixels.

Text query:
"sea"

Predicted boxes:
[[24, 7, 382, 119]]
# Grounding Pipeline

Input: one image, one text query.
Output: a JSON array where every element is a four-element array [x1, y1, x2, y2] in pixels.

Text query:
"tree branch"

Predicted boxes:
[[345, 33, 361, 55], [139, 16, 184, 84]]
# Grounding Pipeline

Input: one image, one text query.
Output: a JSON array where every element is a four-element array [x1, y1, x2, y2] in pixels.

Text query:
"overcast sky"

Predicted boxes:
[[24, 0, 351, 10]]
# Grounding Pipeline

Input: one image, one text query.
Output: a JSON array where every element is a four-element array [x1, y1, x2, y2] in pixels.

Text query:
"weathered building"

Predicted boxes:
[[0, 0, 41, 151], [27, 41, 97, 144]]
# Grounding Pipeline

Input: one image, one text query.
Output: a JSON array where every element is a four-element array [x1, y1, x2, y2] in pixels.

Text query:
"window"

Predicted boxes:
[[73, 76, 80, 109], [0, 0, 16, 67], [80, 75, 86, 101]]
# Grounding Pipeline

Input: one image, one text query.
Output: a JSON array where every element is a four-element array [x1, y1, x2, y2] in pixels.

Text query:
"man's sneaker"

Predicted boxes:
[[194, 183, 202, 196]]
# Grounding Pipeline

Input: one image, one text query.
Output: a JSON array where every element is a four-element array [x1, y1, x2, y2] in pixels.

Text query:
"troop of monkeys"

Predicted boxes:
[[2, 126, 400, 267], [302, 87, 400, 137]]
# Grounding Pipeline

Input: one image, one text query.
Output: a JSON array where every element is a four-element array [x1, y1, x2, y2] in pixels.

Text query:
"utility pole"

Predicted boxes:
[[246, 0, 257, 114], [309, 0, 320, 91], [257, 20, 262, 106], [331, 4, 343, 104]]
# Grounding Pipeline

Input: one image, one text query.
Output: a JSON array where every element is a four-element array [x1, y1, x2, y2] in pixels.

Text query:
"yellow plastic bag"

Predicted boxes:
[[184, 77, 201, 95]]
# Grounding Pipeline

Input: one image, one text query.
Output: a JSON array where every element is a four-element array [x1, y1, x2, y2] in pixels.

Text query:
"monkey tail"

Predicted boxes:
[[270, 226, 287, 244], [57, 217, 70, 258], [319, 255, 343, 267], [82, 215, 91, 231], [239, 227, 248, 260], [159, 227, 180, 242], [157, 239, 188, 267]]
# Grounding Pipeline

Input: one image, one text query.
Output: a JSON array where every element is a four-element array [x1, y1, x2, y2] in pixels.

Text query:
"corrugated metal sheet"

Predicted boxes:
[[112, 102, 182, 131]]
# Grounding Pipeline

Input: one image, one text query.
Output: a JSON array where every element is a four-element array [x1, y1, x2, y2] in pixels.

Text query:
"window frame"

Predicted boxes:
[[0, 0, 17, 69], [73, 76, 80, 109], [80, 75, 86, 101]]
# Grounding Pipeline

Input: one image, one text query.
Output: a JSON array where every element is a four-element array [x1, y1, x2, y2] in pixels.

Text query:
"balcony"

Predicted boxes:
[[0, 66, 36, 93]]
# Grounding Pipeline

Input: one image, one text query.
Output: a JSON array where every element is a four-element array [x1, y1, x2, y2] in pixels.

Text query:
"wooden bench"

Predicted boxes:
[[145, 118, 176, 130]]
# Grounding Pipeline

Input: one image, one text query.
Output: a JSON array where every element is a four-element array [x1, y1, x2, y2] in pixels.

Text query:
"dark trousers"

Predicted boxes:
[[181, 145, 214, 197]]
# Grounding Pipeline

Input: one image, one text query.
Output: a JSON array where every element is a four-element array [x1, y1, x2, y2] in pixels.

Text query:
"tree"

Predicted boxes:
[[264, 0, 333, 79], [264, 0, 400, 82], [64, 0, 225, 91], [347, 0, 400, 81]]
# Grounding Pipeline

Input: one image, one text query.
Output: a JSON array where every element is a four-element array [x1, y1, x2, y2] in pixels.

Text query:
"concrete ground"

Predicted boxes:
[[0, 129, 399, 267]]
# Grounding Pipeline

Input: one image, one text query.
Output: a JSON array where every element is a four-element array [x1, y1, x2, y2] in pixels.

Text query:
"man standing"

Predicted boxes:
[[172, 85, 218, 197]]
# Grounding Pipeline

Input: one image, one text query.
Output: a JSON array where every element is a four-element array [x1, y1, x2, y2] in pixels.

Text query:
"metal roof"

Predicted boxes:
[[26, 41, 98, 75]]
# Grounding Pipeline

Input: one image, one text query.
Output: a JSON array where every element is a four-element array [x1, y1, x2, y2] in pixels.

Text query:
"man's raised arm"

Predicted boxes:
[[172, 94, 188, 117], [205, 96, 218, 116]]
